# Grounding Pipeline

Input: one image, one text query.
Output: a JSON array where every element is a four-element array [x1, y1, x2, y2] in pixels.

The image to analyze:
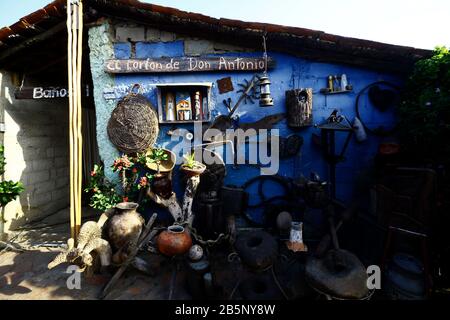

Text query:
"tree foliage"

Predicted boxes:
[[399, 47, 450, 163]]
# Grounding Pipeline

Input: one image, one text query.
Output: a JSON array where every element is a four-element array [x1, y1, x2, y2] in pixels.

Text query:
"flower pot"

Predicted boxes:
[[146, 148, 176, 173], [151, 173, 172, 199], [156, 225, 192, 256], [180, 162, 206, 177]]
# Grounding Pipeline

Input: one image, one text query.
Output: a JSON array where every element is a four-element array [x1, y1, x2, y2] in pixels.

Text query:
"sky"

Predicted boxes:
[[0, 0, 448, 50]]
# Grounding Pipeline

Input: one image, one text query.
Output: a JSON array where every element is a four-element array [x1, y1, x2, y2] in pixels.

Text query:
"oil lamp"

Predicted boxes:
[[259, 72, 273, 106], [259, 33, 274, 107]]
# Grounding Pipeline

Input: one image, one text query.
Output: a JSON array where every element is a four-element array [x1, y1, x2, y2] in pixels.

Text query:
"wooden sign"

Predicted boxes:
[[14, 86, 90, 100], [105, 56, 275, 74]]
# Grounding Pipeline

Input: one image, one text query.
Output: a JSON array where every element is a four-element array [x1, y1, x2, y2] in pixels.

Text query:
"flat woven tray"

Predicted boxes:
[[107, 86, 159, 154]]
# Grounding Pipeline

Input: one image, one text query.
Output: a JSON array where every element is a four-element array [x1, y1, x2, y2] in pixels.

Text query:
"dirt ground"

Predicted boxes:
[[0, 210, 191, 300]]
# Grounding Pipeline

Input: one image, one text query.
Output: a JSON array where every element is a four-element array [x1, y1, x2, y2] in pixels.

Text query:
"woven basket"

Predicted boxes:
[[107, 84, 159, 154]]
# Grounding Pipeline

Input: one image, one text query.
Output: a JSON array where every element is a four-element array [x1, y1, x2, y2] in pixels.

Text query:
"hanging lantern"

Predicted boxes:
[[259, 73, 274, 106], [259, 33, 274, 107]]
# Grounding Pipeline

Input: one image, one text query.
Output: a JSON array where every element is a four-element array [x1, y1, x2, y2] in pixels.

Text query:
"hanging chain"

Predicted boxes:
[[189, 225, 229, 247]]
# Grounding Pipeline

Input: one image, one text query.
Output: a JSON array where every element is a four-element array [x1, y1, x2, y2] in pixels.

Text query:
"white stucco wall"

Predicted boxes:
[[0, 70, 70, 232]]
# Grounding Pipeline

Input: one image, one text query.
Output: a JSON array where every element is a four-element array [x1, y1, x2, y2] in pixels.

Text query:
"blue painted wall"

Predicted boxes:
[[108, 40, 401, 223]]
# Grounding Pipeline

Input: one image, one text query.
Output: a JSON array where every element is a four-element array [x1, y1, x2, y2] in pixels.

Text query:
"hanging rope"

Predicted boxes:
[[67, 0, 83, 241], [262, 31, 268, 74]]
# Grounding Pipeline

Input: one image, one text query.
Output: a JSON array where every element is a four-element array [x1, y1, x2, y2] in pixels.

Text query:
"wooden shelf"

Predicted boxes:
[[320, 89, 353, 95], [158, 120, 210, 124], [156, 82, 212, 124]]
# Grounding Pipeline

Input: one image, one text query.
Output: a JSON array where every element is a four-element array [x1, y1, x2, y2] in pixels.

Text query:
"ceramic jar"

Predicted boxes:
[[151, 173, 172, 199], [156, 225, 192, 256]]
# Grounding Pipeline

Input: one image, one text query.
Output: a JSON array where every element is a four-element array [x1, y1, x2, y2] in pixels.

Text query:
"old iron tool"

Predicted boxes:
[[205, 75, 258, 136]]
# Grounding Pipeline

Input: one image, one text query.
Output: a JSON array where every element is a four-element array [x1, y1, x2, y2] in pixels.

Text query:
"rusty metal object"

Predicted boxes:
[[217, 77, 234, 94], [156, 225, 193, 256], [238, 113, 285, 131], [235, 230, 278, 271]]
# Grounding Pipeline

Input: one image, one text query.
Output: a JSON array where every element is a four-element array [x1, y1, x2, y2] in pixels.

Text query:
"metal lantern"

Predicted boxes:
[[259, 73, 274, 106]]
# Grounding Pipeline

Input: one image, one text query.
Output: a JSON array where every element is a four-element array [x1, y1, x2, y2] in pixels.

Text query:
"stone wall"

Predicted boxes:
[[0, 71, 70, 232], [114, 23, 252, 57]]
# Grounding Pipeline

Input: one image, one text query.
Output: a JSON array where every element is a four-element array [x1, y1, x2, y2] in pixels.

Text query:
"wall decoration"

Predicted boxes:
[[286, 88, 313, 128], [176, 91, 192, 121], [193, 91, 202, 120], [157, 83, 212, 124], [258, 34, 274, 107], [107, 84, 159, 154], [14, 85, 91, 100], [105, 56, 275, 73], [165, 92, 176, 121], [236, 78, 259, 105], [217, 77, 234, 94], [320, 74, 353, 94]]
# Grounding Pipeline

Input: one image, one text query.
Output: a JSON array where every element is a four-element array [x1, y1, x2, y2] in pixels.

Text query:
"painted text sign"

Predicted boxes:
[[104, 56, 275, 74], [14, 86, 90, 100]]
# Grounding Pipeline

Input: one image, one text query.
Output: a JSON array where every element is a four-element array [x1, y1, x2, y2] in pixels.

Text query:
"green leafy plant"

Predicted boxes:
[[111, 154, 133, 173], [398, 47, 450, 163], [0, 181, 24, 208], [0, 145, 5, 175], [86, 153, 155, 211], [182, 152, 197, 169], [84, 165, 121, 211], [0, 145, 24, 210], [147, 148, 168, 174]]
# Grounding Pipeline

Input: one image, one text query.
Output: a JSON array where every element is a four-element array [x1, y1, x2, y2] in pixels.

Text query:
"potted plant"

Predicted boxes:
[[0, 145, 24, 239], [180, 152, 206, 177], [147, 148, 173, 199], [85, 164, 122, 212]]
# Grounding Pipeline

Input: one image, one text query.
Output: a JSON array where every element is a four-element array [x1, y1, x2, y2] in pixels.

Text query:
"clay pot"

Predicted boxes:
[[107, 202, 144, 261], [156, 225, 192, 256], [180, 162, 206, 177], [151, 173, 172, 199], [146, 148, 176, 173]]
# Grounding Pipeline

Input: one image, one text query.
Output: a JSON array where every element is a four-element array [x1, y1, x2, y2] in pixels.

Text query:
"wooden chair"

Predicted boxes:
[[376, 167, 437, 295]]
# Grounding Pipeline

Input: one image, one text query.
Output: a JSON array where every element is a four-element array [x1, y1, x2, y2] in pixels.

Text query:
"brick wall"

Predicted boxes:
[[0, 71, 69, 232]]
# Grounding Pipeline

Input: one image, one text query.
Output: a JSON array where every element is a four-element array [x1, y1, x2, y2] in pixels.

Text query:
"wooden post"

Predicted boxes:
[[147, 175, 201, 224], [67, 0, 83, 240]]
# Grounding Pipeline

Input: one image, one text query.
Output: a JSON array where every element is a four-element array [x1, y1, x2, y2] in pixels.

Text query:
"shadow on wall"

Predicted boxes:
[[1, 71, 70, 231]]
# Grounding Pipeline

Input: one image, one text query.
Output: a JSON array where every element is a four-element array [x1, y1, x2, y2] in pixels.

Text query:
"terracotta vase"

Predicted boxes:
[[156, 225, 192, 256], [151, 173, 172, 199]]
